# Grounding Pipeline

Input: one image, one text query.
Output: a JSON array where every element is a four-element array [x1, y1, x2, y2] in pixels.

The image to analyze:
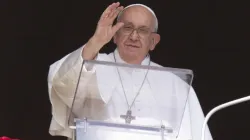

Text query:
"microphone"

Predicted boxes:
[[201, 95, 250, 140]]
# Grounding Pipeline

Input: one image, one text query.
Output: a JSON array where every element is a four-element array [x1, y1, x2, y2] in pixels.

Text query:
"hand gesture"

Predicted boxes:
[[92, 2, 124, 46], [82, 2, 124, 60]]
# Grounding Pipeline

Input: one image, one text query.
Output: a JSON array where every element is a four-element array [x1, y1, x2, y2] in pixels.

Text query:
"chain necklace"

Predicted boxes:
[[113, 52, 150, 124]]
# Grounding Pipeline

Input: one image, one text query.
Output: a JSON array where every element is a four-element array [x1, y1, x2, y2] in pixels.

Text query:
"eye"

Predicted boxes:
[[124, 26, 132, 29], [138, 28, 149, 34]]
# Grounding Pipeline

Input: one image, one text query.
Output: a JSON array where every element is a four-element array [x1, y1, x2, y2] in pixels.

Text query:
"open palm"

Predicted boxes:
[[93, 2, 124, 45]]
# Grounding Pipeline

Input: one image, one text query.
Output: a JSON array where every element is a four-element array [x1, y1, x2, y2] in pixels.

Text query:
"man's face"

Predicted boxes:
[[113, 6, 160, 63]]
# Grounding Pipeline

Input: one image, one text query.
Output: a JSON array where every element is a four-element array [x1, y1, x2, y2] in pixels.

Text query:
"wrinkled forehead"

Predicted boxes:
[[118, 6, 155, 29]]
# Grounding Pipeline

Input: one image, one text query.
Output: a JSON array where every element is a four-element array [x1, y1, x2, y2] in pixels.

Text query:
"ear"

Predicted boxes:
[[149, 33, 160, 51]]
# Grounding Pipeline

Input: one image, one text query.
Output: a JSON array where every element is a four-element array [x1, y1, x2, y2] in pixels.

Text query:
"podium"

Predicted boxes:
[[67, 60, 193, 140]]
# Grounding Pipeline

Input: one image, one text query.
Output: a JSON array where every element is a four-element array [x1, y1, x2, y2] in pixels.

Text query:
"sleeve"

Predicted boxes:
[[188, 87, 213, 140], [47, 44, 97, 138]]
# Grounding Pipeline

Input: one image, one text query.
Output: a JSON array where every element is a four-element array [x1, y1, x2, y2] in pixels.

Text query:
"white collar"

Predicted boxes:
[[113, 49, 151, 66]]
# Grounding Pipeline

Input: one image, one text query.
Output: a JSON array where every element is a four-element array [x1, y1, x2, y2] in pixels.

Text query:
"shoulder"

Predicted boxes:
[[150, 61, 163, 67], [150, 60, 194, 87]]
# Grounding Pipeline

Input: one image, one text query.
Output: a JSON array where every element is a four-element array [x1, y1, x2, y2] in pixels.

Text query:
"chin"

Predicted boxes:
[[125, 52, 138, 58], [118, 45, 142, 59], [124, 49, 139, 57]]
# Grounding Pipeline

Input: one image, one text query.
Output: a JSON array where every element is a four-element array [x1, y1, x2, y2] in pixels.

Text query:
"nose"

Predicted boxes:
[[128, 30, 140, 41]]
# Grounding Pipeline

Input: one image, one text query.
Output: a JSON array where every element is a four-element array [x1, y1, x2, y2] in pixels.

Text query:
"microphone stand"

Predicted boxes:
[[202, 95, 250, 140]]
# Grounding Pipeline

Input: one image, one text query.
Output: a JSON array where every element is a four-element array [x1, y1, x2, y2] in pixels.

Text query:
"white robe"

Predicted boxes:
[[47, 45, 213, 140]]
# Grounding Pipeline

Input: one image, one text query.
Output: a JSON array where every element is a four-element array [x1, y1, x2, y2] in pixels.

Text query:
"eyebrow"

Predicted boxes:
[[123, 22, 150, 29]]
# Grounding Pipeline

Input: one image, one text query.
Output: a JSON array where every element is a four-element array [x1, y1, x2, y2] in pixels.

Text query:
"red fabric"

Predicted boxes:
[[0, 136, 20, 140]]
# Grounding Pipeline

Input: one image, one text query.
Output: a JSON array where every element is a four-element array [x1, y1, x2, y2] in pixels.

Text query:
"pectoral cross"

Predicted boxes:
[[120, 110, 136, 124]]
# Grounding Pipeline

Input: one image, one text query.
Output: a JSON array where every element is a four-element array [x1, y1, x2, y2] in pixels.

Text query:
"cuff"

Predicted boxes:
[[80, 45, 97, 73]]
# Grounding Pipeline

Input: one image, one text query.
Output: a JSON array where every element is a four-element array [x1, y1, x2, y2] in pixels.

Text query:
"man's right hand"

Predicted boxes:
[[82, 2, 124, 60]]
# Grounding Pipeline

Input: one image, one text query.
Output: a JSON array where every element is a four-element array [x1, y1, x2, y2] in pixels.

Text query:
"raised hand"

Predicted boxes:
[[93, 2, 124, 46], [83, 2, 124, 60]]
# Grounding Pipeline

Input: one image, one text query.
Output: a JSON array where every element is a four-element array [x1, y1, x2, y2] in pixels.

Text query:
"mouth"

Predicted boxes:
[[126, 44, 140, 48]]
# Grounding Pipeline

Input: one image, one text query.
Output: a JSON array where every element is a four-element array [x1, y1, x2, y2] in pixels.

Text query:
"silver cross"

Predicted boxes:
[[120, 110, 136, 124]]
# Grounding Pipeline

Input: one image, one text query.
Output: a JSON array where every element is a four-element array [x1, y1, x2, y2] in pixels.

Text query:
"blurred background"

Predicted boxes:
[[0, 0, 249, 140]]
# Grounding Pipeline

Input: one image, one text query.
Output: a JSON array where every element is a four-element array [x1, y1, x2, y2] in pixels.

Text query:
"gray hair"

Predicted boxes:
[[116, 4, 158, 32]]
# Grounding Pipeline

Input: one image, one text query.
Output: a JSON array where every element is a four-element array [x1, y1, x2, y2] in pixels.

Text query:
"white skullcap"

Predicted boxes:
[[117, 3, 158, 32]]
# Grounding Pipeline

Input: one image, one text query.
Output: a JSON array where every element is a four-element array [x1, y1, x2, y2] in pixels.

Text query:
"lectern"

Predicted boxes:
[[67, 60, 193, 140]]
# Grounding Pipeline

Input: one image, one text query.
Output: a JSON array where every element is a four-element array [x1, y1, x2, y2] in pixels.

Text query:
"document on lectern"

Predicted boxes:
[[67, 60, 193, 140]]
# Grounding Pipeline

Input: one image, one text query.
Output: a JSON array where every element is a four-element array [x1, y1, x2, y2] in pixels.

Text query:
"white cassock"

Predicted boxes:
[[47, 45, 213, 140]]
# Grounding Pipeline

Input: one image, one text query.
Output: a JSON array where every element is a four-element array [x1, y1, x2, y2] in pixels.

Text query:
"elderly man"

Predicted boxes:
[[48, 2, 213, 140]]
